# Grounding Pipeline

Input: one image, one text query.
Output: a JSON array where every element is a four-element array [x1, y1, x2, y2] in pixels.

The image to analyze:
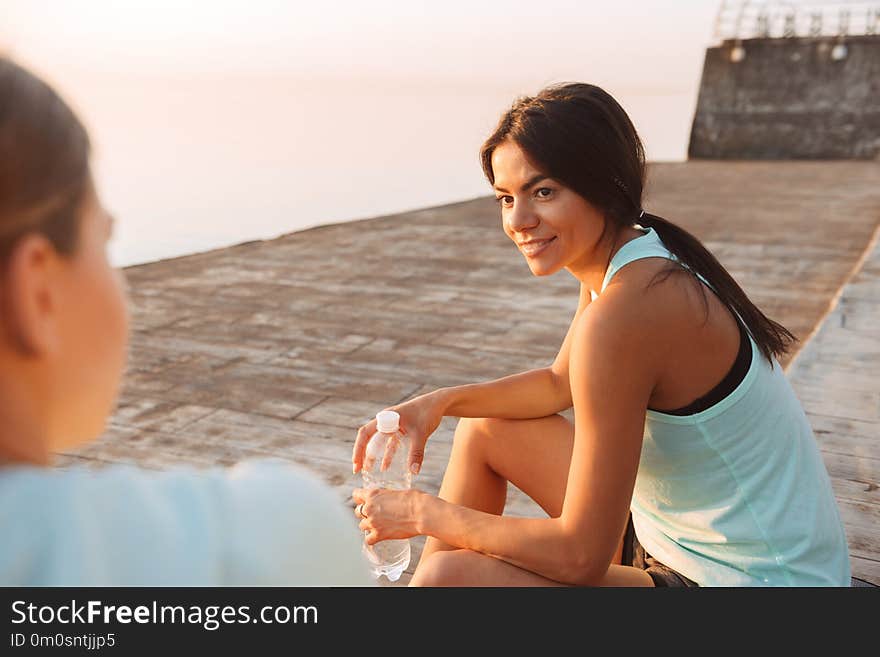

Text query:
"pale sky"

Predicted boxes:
[[0, 1, 725, 265], [1, 1, 719, 90]]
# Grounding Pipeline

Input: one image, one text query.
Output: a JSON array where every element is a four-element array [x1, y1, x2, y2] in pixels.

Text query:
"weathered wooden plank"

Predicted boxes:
[[795, 383, 880, 424], [297, 397, 391, 430], [809, 414, 880, 449], [837, 498, 880, 562], [850, 556, 880, 585], [829, 476, 880, 508], [822, 450, 880, 506]]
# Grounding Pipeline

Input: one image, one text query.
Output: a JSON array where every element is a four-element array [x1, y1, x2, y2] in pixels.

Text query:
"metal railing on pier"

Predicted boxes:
[[714, 1, 880, 40]]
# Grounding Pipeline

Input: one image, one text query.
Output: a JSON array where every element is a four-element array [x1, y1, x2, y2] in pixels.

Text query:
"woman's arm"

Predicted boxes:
[[436, 368, 567, 420], [415, 286, 664, 584]]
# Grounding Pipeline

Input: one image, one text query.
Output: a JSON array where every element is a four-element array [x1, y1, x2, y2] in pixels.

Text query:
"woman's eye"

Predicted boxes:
[[536, 187, 553, 199], [496, 196, 514, 206]]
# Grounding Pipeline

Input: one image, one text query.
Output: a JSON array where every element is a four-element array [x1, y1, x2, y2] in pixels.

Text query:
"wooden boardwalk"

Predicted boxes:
[[56, 161, 880, 585], [786, 224, 880, 585]]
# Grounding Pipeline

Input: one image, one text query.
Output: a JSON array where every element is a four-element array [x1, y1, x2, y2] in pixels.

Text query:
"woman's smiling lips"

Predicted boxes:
[[518, 236, 557, 257]]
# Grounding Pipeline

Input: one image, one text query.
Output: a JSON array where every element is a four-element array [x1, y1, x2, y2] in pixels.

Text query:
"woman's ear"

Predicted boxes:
[[0, 234, 63, 358]]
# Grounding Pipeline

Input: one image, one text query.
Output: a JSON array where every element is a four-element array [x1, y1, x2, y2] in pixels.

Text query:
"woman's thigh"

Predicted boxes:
[[413, 549, 654, 587]]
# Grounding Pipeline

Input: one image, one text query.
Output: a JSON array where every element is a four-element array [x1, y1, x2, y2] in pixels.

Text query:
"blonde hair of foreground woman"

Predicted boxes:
[[0, 57, 372, 586]]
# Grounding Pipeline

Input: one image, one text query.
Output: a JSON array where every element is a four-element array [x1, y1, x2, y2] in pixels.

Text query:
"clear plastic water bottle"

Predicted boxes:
[[362, 410, 412, 582]]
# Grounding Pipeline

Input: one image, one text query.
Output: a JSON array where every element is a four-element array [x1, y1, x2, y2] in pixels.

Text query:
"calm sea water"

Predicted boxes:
[[53, 71, 697, 266]]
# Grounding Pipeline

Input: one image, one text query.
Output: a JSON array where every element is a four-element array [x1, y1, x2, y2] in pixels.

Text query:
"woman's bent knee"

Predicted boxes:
[[409, 549, 481, 587], [455, 416, 492, 436], [453, 416, 508, 449]]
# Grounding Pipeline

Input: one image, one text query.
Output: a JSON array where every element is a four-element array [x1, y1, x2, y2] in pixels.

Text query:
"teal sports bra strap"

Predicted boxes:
[[601, 226, 716, 293]]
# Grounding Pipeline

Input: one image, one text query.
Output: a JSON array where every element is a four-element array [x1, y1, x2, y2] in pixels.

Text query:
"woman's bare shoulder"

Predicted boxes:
[[580, 257, 711, 358], [602, 258, 708, 318]]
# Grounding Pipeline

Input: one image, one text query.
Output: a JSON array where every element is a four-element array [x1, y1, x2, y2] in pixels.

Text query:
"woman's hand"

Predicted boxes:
[[353, 487, 427, 545], [352, 389, 448, 476]]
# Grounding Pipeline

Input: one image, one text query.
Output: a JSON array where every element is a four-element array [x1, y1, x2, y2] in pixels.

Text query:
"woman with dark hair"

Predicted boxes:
[[0, 57, 371, 585], [352, 83, 850, 586]]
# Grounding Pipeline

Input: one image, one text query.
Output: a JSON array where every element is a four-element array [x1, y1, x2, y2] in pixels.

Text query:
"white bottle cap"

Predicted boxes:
[[376, 410, 400, 433]]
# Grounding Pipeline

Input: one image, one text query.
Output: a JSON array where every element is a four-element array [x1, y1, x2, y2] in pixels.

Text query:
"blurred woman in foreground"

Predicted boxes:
[[0, 57, 370, 586]]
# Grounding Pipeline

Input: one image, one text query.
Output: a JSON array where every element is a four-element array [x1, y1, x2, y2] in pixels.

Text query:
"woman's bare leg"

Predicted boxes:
[[417, 415, 573, 563], [413, 414, 632, 584], [412, 548, 654, 587]]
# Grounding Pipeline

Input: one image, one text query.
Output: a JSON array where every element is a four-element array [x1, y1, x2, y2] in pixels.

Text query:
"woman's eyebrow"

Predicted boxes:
[[493, 174, 549, 194]]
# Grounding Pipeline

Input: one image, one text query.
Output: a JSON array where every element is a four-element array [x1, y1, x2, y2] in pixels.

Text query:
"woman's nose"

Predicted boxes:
[[506, 205, 539, 233]]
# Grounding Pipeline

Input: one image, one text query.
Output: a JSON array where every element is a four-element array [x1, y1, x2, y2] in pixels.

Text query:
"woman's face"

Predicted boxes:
[[48, 180, 129, 452], [491, 139, 608, 279]]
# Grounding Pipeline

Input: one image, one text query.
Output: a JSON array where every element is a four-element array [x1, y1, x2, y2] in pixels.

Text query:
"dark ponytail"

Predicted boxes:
[[637, 212, 795, 364], [481, 83, 796, 365]]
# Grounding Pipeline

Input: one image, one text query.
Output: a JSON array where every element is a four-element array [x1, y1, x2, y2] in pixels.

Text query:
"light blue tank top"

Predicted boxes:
[[594, 226, 851, 586]]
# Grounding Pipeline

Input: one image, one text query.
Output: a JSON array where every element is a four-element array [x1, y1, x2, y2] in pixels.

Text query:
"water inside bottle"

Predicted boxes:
[[362, 429, 412, 581], [363, 539, 411, 582]]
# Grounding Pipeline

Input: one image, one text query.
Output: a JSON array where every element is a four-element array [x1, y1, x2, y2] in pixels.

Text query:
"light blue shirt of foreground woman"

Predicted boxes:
[[0, 56, 371, 587], [0, 460, 373, 586]]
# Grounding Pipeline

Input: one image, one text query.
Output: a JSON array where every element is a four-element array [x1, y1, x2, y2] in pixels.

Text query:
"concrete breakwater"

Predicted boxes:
[[690, 35, 880, 159], [58, 160, 880, 585]]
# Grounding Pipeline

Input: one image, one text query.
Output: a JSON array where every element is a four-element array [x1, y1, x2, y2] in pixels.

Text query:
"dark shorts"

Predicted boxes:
[[622, 513, 699, 587]]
